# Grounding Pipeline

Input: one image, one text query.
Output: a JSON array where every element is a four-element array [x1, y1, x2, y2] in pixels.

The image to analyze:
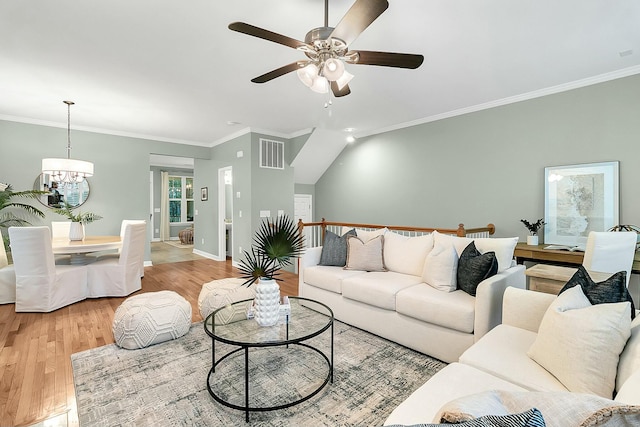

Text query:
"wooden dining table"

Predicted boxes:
[[52, 235, 122, 265]]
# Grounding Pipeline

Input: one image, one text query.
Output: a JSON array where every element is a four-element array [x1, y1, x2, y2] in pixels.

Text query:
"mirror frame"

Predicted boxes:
[[34, 174, 91, 209]]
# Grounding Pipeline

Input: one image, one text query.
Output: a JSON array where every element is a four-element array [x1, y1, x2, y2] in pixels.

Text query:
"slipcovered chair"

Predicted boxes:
[[8, 226, 88, 312], [87, 222, 146, 297], [97, 219, 146, 277], [0, 241, 16, 304], [582, 231, 637, 287]]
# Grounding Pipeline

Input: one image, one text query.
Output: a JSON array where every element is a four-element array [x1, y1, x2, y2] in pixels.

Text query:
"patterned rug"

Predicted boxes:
[[72, 320, 446, 427]]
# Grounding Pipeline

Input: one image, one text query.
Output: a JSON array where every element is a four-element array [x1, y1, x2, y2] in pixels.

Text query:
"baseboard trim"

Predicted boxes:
[[192, 249, 224, 261]]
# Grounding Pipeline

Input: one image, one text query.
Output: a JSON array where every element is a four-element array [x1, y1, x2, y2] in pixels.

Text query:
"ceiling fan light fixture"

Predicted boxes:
[[322, 58, 345, 81], [310, 75, 329, 93], [297, 63, 319, 88], [336, 69, 354, 90]]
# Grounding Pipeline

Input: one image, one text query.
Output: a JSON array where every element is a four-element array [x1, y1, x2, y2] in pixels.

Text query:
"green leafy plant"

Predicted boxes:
[[53, 202, 102, 224], [0, 182, 46, 229], [238, 215, 305, 286], [520, 218, 546, 235]]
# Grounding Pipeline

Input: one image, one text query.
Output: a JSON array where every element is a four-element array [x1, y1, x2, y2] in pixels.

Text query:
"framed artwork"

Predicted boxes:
[[201, 187, 208, 201], [544, 161, 619, 246]]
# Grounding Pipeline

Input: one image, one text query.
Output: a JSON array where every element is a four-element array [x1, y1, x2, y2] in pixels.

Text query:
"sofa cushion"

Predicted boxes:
[[527, 285, 631, 398], [345, 235, 387, 272], [423, 237, 458, 292], [342, 271, 423, 310], [383, 363, 527, 426], [559, 265, 635, 320], [459, 324, 569, 392], [319, 228, 356, 266], [457, 242, 498, 297], [474, 237, 518, 273], [303, 265, 365, 294], [617, 314, 640, 393], [383, 231, 434, 276], [438, 390, 640, 427], [396, 284, 476, 333]]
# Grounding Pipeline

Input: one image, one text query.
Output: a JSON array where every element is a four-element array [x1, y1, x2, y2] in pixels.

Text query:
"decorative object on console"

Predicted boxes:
[[52, 202, 102, 241], [42, 101, 94, 184], [520, 218, 545, 246], [238, 215, 305, 326], [559, 264, 635, 319]]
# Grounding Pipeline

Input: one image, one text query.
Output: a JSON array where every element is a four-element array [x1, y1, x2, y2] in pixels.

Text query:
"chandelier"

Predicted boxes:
[[42, 101, 94, 184]]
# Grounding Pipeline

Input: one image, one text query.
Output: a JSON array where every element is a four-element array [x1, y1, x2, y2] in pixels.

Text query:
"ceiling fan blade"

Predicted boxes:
[[229, 22, 308, 50], [251, 62, 305, 84], [348, 50, 424, 69], [331, 81, 351, 97], [329, 0, 389, 46]]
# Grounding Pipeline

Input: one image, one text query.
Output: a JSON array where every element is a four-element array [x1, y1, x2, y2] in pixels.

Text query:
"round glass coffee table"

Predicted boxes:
[[204, 297, 334, 422]]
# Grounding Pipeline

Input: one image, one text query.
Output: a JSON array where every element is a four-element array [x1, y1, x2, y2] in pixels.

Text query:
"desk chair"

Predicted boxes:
[[583, 231, 637, 287], [8, 226, 88, 312]]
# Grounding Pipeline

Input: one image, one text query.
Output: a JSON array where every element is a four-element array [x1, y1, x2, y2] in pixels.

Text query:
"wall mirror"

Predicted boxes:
[[33, 174, 90, 208]]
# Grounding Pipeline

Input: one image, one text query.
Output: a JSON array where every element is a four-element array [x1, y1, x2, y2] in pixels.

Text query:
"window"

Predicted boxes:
[[168, 176, 194, 223]]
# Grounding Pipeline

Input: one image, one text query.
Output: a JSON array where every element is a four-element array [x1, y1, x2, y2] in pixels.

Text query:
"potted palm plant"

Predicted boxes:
[[0, 182, 46, 251], [238, 215, 305, 326], [52, 202, 102, 241]]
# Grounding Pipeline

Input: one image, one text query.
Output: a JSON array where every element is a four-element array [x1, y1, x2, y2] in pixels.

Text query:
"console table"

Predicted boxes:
[[514, 243, 640, 274]]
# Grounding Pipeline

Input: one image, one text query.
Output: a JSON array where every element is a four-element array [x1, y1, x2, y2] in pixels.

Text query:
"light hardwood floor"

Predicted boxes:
[[0, 245, 299, 427]]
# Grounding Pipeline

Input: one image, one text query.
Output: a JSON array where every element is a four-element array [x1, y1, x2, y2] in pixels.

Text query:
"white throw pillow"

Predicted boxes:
[[474, 237, 518, 273], [423, 237, 458, 292], [383, 232, 434, 276], [527, 286, 632, 398], [432, 230, 472, 257], [354, 227, 388, 242], [616, 314, 640, 393], [344, 235, 386, 272]]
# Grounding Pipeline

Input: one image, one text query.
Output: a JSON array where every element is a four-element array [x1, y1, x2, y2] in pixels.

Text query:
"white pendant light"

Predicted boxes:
[[42, 101, 94, 183]]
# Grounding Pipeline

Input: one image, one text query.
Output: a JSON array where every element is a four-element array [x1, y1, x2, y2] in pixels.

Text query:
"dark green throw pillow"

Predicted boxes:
[[319, 229, 356, 266], [559, 265, 635, 320], [457, 241, 498, 296]]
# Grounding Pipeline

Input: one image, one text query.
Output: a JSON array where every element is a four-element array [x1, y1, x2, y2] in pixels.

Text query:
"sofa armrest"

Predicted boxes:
[[299, 246, 323, 289], [473, 264, 526, 341], [502, 287, 556, 333]]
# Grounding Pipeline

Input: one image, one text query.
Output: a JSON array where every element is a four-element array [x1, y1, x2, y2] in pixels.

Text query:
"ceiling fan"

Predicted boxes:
[[228, 0, 424, 97]]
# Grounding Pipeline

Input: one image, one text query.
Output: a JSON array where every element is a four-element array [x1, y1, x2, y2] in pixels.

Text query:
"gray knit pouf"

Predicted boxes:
[[198, 277, 256, 324]]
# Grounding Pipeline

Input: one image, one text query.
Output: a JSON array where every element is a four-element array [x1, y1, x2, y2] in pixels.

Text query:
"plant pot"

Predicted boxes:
[[253, 278, 280, 327], [527, 235, 539, 246], [69, 222, 84, 241]]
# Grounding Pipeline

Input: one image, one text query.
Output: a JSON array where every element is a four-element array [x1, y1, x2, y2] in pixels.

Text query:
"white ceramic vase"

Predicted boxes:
[[69, 222, 84, 241], [527, 235, 539, 246], [253, 278, 280, 327]]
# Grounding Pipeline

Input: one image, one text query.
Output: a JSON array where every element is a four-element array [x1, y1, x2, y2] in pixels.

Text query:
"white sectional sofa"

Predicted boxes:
[[299, 227, 526, 363], [385, 287, 640, 426]]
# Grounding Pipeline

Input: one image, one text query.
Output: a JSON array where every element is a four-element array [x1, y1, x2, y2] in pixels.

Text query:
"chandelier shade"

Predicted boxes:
[[42, 101, 94, 183]]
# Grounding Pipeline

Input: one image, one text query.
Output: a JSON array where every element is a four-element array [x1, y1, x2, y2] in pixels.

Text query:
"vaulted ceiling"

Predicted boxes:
[[1, 0, 639, 147]]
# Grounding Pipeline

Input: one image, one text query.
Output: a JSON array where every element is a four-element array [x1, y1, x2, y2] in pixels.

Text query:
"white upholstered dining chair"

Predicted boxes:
[[97, 219, 146, 277], [0, 240, 16, 304], [87, 222, 146, 297], [582, 231, 637, 287], [8, 226, 88, 312]]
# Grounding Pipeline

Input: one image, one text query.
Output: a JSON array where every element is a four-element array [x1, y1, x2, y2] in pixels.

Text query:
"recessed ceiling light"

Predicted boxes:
[[619, 50, 633, 57], [343, 127, 355, 132], [346, 135, 356, 143], [226, 121, 241, 125]]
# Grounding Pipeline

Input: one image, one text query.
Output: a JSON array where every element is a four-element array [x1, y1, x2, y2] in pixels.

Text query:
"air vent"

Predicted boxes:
[[260, 138, 284, 169]]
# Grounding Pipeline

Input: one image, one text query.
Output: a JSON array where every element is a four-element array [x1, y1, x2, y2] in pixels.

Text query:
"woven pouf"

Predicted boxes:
[[112, 290, 192, 349], [198, 277, 256, 324]]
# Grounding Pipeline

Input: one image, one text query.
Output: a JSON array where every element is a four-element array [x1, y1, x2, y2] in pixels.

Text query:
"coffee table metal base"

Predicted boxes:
[[207, 341, 333, 422]]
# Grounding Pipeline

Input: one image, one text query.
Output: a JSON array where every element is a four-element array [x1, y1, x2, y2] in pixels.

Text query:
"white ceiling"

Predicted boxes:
[[1, 0, 639, 147]]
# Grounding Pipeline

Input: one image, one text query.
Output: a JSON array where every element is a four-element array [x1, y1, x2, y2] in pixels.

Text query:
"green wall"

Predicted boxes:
[[315, 73, 640, 241]]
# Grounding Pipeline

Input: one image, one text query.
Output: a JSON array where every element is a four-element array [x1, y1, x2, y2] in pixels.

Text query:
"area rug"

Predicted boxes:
[[163, 240, 194, 249], [72, 320, 446, 427]]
